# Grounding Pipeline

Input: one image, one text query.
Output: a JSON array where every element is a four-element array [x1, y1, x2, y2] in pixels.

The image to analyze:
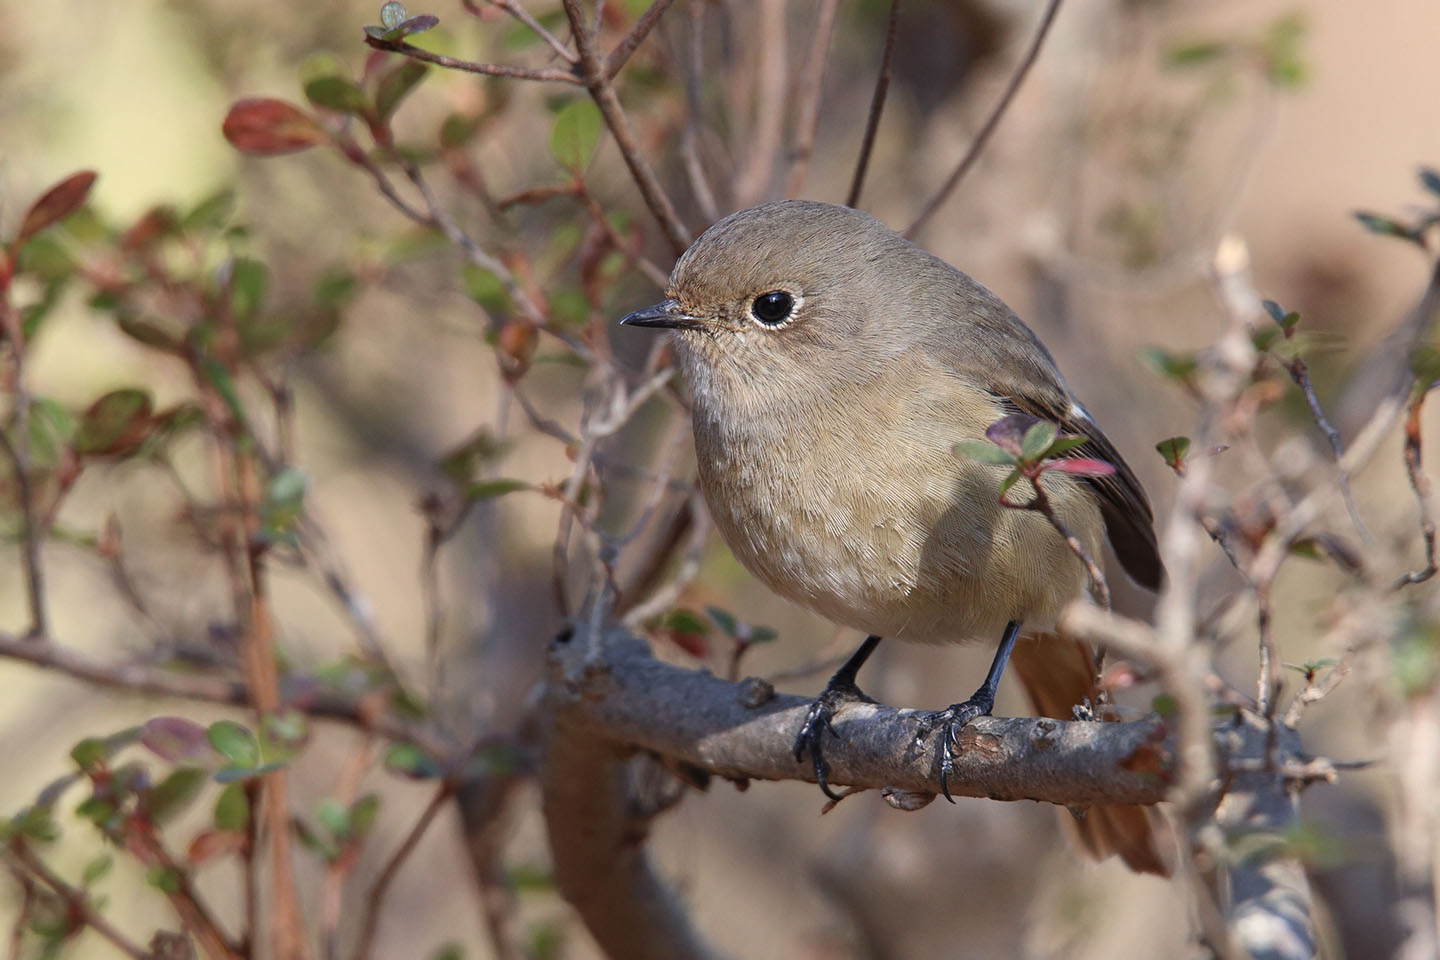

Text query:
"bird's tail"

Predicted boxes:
[[1009, 632, 1173, 876]]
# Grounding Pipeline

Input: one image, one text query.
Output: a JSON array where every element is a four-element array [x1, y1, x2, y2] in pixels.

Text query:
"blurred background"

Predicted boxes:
[[3, 0, 1439, 957]]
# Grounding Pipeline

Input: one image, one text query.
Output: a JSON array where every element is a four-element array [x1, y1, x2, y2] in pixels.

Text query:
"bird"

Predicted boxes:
[[619, 199, 1167, 873]]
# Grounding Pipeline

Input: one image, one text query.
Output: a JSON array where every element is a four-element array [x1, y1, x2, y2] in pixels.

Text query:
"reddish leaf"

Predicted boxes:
[[984, 414, 1043, 458], [187, 828, 247, 865], [75, 388, 155, 456], [16, 171, 97, 246], [222, 99, 328, 156], [140, 716, 216, 765], [1046, 457, 1116, 477]]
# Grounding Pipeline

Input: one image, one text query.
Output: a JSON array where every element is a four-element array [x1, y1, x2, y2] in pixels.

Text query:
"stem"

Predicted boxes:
[[845, 0, 901, 208]]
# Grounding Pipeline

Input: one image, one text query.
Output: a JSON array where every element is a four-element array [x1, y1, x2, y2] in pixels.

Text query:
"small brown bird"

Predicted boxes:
[[621, 200, 1166, 873]]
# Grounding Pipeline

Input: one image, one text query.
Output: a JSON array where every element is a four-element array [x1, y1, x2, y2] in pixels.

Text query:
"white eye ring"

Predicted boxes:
[[747, 289, 803, 328]]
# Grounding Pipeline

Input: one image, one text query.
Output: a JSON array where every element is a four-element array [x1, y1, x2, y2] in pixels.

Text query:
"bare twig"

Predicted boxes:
[[362, 36, 583, 84], [352, 782, 455, 960], [562, 0, 691, 255], [904, 0, 1064, 238], [6, 845, 151, 960], [732, 0, 788, 207], [603, 0, 680, 79], [845, 0, 901, 209], [679, 1, 719, 222], [1002, 474, 1110, 610], [1280, 351, 1370, 542], [0, 423, 48, 637], [1393, 386, 1437, 589], [466, 0, 578, 64], [784, 0, 840, 198]]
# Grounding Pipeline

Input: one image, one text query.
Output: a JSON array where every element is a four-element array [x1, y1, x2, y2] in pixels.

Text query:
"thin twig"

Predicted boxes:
[[1255, 583, 1277, 718], [1281, 352, 1370, 543], [466, 0, 578, 64], [7, 844, 151, 960], [904, 0, 1064, 238], [732, 0, 788, 207], [0, 421, 48, 638], [1002, 475, 1110, 610], [603, 0, 680, 79], [1393, 387, 1437, 589], [1283, 657, 1350, 728], [785, 0, 840, 198], [562, 0, 691, 254], [352, 782, 455, 960], [845, 0, 901, 209], [679, 1, 720, 222], [362, 36, 583, 84]]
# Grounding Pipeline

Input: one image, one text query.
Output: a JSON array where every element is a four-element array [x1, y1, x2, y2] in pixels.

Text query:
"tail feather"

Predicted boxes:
[[1009, 633, 1172, 876]]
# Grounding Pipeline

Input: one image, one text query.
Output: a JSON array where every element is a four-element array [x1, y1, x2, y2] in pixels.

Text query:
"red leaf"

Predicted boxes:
[[16, 171, 97, 246], [187, 828, 247, 865], [664, 629, 709, 659], [140, 716, 216, 765], [1047, 457, 1116, 477], [222, 99, 328, 156]]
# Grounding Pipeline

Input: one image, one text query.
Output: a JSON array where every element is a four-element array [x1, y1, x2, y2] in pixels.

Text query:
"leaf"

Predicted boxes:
[[183, 189, 236, 233], [213, 782, 250, 831], [82, 854, 113, 886], [1162, 40, 1229, 69], [747, 626, 778, 645], [207, 721, 260, 769], [1410, 345, 1440, 387], [145, 866, 182, 894], [661, 608, 708, 637], [349, 794, 381, 838], [70, 738, 109, 773], [706, 606, 739, 636], [998, 469, 1023, 497], [187, 828, 247, 865], [25, 398, 76, 469], [1043, 435, 1089, 458], [1421, 167, 1440, 199], [954, 440, 1016, 466], [1353, 211, 1417, 242], [304, 75, 369, 115], [1138, 345, 1198, 380], [16, 171, 98, 246], [1047, 457, 1117, 477], [1020, 420, 1058, 461], [982, 413, 1041, 457], [316, 798, 350, 837], [262, 467, 308, 534], [141, 769, 207, 825], [74, 388, 154, 456], [223, 99, 328, 156], [464, 479, 528, 500], [385, 743, 443, 779], [550, 99, 603, 171], [380, 1, 407, 28], [376, 61, 428, 121], [1155, 436, 1191, 468], [141, 717, 217, 766]]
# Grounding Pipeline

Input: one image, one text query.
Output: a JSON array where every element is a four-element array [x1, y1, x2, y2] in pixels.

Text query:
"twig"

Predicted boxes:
[[603, 0, 680, 79], [904, 0, 1064, 238], [574, 183, 671, 289], [732, 0, 788, 207], [1393, 386, 1437, 589], [784, 0, 840, 198], [1255, 583, 1277, 718], [362, 36, 583, 84], [1001, 475, 1110, 610], [1281, 351, 1370, 543], [1283, 657, 1350, 728], [352, 782, 455, 960], [679, 1, 719, 222], [0, 421, 48, 637], [844, 0, 901, 209], [7, 844, 151, 960], [5, 865, 34, 960], [562, 0, 691, 255], [466, 0, 578, 64]]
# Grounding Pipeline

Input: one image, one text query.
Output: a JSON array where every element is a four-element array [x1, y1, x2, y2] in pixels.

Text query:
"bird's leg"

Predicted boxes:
[[794, 635, 882, 800], [917, 620, 1022, 803]]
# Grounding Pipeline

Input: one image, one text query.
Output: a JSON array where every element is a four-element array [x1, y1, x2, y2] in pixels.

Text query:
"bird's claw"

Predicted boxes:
[[793, 681, 872, 802], [915, 697, 990, 803]]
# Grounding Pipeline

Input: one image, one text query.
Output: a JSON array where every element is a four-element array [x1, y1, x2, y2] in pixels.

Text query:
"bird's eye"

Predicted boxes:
[[750, 290, 795, 326]]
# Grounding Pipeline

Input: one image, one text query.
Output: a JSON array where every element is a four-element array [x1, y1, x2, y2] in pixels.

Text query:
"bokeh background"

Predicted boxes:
[[3, 0, 1440, 957]]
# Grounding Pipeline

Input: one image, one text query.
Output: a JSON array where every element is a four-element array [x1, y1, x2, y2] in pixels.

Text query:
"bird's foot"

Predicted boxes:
[[914, 692, 995, 803], [794, 679, 874, 801]]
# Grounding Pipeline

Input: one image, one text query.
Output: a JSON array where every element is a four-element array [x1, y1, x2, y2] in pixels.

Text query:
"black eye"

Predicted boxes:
[[750, 290, 794, 326]]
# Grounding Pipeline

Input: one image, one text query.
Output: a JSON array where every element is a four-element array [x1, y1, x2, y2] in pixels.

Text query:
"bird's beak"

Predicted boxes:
[[618, 298, 705, 331]]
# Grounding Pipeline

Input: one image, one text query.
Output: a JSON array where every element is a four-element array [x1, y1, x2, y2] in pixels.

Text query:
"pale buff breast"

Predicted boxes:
[[692, 366, 1105, 644]]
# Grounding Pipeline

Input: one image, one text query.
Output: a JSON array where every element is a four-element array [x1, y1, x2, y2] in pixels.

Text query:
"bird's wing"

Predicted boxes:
[[923, 292, 1164, 591]]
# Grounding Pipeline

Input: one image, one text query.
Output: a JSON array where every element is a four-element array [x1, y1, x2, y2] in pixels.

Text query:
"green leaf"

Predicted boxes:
[[1410, 345, 1440, 387], [350, 794, 382, 838], [183, 188, 236, 233], [262, 467, 308, 534], [142, 768, 207, 825], [954, 441, 1016, 466], [1043, 435, 1089, 458], [82, 854, 113, 887], [464, 479, 528, 500], [376, 62, 428, 121], [145, 866, 182, 895], [706, 606, 739, 636], [998, 468, 1023, 497], [229, 257, 269, 322], [747, 626, 778, 645], [1354, 211, 1417, 241], [1138, 346, 1198, 380], [1155, 436, 1191, 467], [462, 264, 511, 313], [385, 743, 443, 779], [316, 798, 350, 837], [1150, 693, 1178, 719], [25, 397, 76, 469], [1162, 40, 1229, 69], [661, 608, 709, 637], [75, 388, 153, 456], [1020, 421, 1058, 461], [70, 738, 108, 773], [207, 721, 260, 769], [550, 99, 603, 171], [304, 75, 369, 116], [214, 782, 250, 831]]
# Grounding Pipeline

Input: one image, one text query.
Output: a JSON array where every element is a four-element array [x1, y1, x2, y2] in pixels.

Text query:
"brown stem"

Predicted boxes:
[[785, 0, 840, 198], [1394, 387, 1437, 589], [362, 36, 582, 84], [467, 0, 578, 64], [845, 0, 901, 209], [732, 0, 788, 207], [603, 0, 680, 79], [1001, 473, 1110, 610], [1282, 353, 1369, 541], [123, 826, 242, 960], [562, 0, 691, 255], [352, 782, 455, 960], [6, 844, 151, 960], [679, 1, 719, 222], [904, 0, 1064, 238]]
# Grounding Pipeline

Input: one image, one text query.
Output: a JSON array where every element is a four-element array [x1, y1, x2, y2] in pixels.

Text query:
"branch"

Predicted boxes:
[[785, 0, 840, 198], [1393, 386, 1437, 589], [845, 0, 901, 209], [732, 0, 788, 207], [362, 36, 583, 84], [0, 411, 48, 637], [465, 0, 578, 65], [353, 782, 455, 960], [6, 843, 151, 960], [904, 0, 1064, 238], [603, 0, 679, 79], [562, 0, 691, 255]]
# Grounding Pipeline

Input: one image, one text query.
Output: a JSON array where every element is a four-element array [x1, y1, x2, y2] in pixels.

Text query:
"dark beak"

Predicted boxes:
[[618, 298, 705, 331]]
